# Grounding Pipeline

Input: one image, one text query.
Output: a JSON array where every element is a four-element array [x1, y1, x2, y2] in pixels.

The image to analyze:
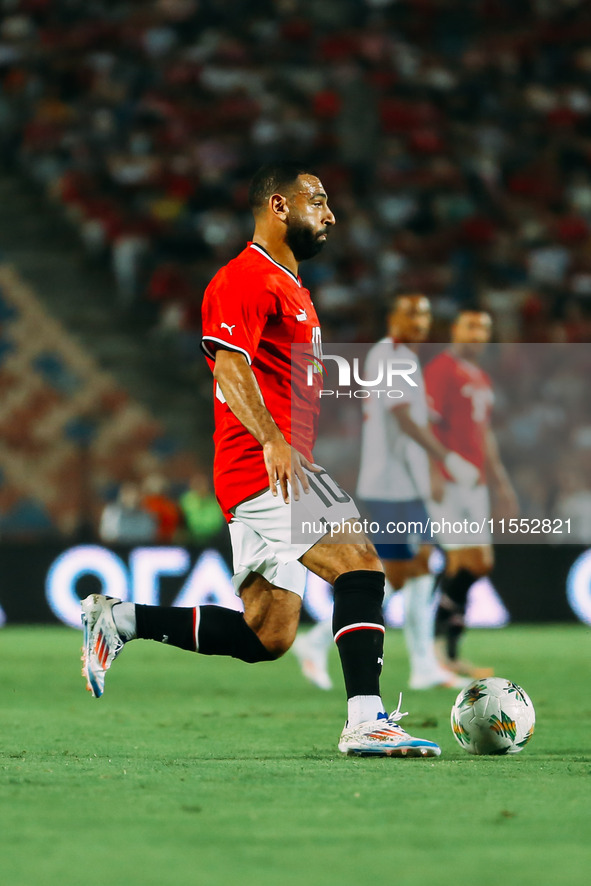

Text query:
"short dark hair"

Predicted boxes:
[[455, 303, 491, 320], [248, 163, 316, 212], [389, 293, 430, 312]]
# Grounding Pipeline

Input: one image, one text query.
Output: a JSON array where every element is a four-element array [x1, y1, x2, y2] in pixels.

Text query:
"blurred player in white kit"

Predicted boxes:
[[294, 295, 477, 691]]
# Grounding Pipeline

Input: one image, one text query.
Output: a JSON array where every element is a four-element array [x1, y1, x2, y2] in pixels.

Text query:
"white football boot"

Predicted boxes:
[[81, 594, 126, 698], [409, 666, 470, 691], [434, 638, 495, 680], [338, 694, 442, 757]]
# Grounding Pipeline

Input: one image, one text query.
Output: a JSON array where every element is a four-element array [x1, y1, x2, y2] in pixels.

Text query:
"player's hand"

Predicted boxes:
[[263, 439, 321, 504], [430, 462, 446, 503], [443, 452, 479, 487], [493, 480, 519, 519]]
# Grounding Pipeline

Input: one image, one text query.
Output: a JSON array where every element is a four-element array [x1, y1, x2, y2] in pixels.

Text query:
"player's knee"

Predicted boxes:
[[355, 550, 384, 574], [384, 562, 407, 591], [451, 547, 493, 578], [472, 549, 493, 576], [415, 546, 432, 573], [331, 547, 384, 584]]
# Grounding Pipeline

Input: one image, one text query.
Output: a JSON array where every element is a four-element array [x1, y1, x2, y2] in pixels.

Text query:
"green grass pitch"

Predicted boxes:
[[1, 624, 589, 886]]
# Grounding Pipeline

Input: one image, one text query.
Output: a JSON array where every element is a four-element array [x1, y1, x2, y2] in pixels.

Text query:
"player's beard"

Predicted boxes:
[[286, 219, 327, 262]]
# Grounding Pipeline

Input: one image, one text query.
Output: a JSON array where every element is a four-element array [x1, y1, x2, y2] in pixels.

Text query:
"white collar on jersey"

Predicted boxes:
[[250, 242, 302, 287]]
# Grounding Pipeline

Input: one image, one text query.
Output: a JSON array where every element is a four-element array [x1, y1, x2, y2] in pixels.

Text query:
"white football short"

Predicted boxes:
[[428, 483, 491, 549], [229, 467, 360, 597]]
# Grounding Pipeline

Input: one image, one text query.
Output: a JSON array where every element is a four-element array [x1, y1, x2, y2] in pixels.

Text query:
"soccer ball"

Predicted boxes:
[[451, 677, 535, 755]]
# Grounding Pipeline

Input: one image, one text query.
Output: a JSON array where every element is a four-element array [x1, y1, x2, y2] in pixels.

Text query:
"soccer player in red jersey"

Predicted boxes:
[[424, 308, 518, 678], [81, 163, 441, 757]]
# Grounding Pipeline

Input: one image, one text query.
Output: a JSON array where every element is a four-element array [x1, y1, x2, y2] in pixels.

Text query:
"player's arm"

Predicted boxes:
[[99, 505, 118, 543], [394, 404, 479, 486], [429, 455, 446, 503], [484, 428, 518, 517], [395, 404, 448, 461], [213, 349, 316, 504]]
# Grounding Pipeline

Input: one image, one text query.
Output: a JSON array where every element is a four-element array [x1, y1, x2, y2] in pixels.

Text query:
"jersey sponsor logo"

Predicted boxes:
[[296, 309, 307, 321], [220, 323, 236, 335]]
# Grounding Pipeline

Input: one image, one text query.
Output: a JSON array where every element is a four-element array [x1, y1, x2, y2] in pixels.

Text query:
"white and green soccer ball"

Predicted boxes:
[[451, 677, 535, 755]]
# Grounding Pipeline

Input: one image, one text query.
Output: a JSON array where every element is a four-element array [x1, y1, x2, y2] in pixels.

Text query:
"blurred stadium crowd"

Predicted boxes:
[[0, 0, 590, 540]]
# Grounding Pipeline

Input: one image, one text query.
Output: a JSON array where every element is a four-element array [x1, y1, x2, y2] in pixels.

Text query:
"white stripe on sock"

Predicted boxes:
[[194, 607, 201, 652]]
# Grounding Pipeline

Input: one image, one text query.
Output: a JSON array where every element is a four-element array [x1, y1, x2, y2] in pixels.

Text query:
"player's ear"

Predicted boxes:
[[270, 193, 289, 220]]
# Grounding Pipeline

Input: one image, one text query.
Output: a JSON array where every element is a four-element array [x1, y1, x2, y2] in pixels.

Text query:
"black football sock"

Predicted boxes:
[[332, 570, 385, 699], [196, 607, 275, 662], [135, 604, 196, 650], [435, 568, 478, 660], [135, 605, 274, 662]]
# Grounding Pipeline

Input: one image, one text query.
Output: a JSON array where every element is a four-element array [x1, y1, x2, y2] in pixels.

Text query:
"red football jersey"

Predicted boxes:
[[424, 349, 494, 482], [201, 242, 322, 520]]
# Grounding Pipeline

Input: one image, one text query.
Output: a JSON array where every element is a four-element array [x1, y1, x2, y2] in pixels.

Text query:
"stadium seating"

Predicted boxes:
[[0, 263, 199, 538], [0, 0, 590, 538], [0, 0, 589, 348]]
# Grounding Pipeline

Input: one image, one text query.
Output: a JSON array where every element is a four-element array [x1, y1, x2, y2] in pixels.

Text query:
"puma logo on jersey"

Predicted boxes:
[[296, 309, 307, 321], [221, 323, 236, 335]]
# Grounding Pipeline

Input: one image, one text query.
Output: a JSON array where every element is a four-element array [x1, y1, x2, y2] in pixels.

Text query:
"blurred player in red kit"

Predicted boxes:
[[81, 163, 440, 758], [425, 307, 518, 678]]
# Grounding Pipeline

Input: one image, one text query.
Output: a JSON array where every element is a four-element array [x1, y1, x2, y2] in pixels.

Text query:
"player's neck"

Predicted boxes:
[[451, 344, 477, 364], [252, 231, 299, 275], [390, 334, 418, 353]]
